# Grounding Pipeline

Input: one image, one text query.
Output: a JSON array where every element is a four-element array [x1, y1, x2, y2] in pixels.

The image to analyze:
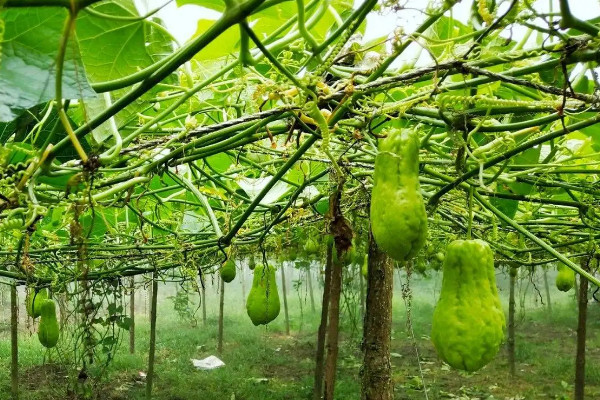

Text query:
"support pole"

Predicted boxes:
[[11, 283, 18, 400], [146, 275, 158, 399]]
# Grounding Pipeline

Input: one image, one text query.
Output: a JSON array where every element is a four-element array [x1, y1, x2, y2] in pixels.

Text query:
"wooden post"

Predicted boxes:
[[313, 242, 333, 400], [281, 262, 290, 335], [146, 276, 158, 399], [323, 251, 343, 400], [11, 283, 18, 400], [508, 268, 516, 376], [574, 258, 590, 400], [143, 276, 148, 317], [129, 277, 135, 354], [217, 278, 225, 354], [307, 264, 316, 313], [361, 231, 393, 400]]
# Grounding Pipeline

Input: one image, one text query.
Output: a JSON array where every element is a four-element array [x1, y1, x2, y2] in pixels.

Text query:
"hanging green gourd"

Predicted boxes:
[[246, 264, 281, 326], [304, 237, 319, 256], [38, 299, 60, 348], [220, 258, 236, 283], [370, 128, 427, 262], [26, 287, 48, 319], [431, 239, 505, 372], [555, 264, 575, 292]]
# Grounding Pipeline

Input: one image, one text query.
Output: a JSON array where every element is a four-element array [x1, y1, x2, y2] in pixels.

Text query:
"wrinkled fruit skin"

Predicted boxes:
[[246, 265, 280, 326], [38, 299, 59, 348], [304, 238, 319, 255], [26, 288, 48, 319], [370, 128, 427, 262], [220, 259, 236, 283], [556, 264, 575, 292], [431, 239, 505, 372]]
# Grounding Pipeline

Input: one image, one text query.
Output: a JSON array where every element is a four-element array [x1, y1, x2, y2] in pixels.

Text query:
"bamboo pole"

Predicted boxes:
[[146, 276, 158, 399]]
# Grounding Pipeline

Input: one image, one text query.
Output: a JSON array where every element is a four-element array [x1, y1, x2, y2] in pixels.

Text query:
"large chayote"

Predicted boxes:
[[431, 239, 506, 372], [246, 264, 280, 326], [370, 128, 427, 262]]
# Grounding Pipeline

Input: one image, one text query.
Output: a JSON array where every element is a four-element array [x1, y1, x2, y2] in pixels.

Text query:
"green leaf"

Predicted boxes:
[[0, 9, 94, 122], [191, 19, 239, 61], [76, 1, 173, 83], [176, 0, 226, 12]]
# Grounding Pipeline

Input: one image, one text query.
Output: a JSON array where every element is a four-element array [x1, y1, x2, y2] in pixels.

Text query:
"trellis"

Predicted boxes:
[[0, 0, 599, 399]]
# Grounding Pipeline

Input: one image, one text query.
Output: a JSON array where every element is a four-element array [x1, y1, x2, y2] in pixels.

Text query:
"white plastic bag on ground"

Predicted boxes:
[[191, 355, 225, 370]]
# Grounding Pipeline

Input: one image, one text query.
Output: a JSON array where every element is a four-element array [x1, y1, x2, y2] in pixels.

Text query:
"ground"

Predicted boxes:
[[0, 269, 598, 399]]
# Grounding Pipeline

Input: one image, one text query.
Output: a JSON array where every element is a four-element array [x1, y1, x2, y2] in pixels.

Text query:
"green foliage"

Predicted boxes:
[[371, 128, 428, 262], [431, 239, 505, 372], [168, 287, 197, 324], [37, 299, 60, 349], [246, 264, 280, 326]]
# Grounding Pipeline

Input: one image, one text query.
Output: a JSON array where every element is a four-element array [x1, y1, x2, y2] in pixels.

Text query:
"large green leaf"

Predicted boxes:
[[76, 1, 174, 83], [191, 19, 239, 61], [0, 9, 94, 122]]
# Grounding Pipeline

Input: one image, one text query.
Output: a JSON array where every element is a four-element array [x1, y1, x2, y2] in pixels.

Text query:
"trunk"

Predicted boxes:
[[507, 268, 516, 376], [323, 254, 343, 400], [313, 241, 333, 400], [574, 258, 590, 400], [217, 278, 225, 354], [281, 262, 290, 335], [146, 276, 158, 400], [361, 231, 393, 400], [11, 284, 18, 400], [129, 277, 135, 354], [307, 265, 316, 313], [543, 269, 552, 315], [574, 274, 579, 301]]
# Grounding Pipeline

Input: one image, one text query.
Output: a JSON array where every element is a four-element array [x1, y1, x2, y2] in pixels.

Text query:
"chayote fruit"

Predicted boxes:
[[38, 299, 60, 348], [556, 264, 575, 292], [370, 128, 427, 262], [246, 264, 280, 326], [431, 239, 505, 372], [220, 258, 236, 283], [26, 287, 48, 319]]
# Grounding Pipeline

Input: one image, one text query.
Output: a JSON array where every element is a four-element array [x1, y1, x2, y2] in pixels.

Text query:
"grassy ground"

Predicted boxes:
[[0, 268, 598, 399]]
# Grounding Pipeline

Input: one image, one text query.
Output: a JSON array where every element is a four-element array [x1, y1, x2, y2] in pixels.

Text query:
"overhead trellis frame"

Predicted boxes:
[[0, 0, 596, 290]]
